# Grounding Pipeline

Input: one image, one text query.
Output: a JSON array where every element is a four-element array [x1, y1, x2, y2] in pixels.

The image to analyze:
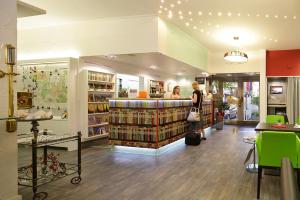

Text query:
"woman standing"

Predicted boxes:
[[170, 86, 181, 99], [190, 81, 206, 140]]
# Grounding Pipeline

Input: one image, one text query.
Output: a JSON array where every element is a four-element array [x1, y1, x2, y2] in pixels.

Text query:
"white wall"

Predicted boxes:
[[0, 0, 19, 199], [208, 49, 267, 122], [18, 15, 158, 60]]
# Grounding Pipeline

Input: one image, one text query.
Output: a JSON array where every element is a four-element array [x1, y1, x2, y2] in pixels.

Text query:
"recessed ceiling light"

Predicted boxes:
[[160, 0, 164, 3], [265, 14, 269, 18], [160, 5, 163, 9], [199, 20, 203, 24], [177, 72, 183, 76], [207, 22, 211, 26], [237, 13, 241, 16], [256, 14, 260, 17], [185, 22, 190, 26], [274, 15, 278, 18], [168, 11, 173, 19], [247, 14, 250, 17], [188, 11, 192, 15], [158, 10, 162, 14], [293, 16, 297, 19], [170, 4, 174, 8], [149, 65, 157, 69], [177, 0, 181, 4], [179, 15, 184, 19], [200, 29, 204, 33], [206, 31, 211, 35], [178, 11, 182, 14], [228, 12, 232, 17], [164, 7, 168, 11], [218, 12, 222, 16], [284, 15, 288, 19], [269, 38, 273, 41], [208, 12, 212, 16], [274, 39, 278, 43], [216, 24, 220, 28], [198, 11, 203, 16], [190, 18, 193, 21], [193, 26, 197, 30]]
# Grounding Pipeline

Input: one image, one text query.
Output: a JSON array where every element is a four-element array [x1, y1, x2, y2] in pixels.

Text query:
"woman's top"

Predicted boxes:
[[170, 93, 181, 99], [192, 89, 203, 110]]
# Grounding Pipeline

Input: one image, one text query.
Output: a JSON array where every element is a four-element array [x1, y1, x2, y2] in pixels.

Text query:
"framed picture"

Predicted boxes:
[[195, 77, 206, 84], [17, 92, 33, 109], [270, 86, 283, 94]]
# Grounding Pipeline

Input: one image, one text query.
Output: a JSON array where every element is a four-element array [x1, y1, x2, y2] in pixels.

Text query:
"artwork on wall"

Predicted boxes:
[[17, 92, 33, 109], [17, 63, 68, 104]]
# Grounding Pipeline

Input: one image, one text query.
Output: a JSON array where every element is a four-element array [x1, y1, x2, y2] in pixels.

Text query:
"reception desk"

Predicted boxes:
[[108, 98, 213, 149]]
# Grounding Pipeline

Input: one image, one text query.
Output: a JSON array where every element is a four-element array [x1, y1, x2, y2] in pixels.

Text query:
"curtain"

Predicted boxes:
[[287, 77, 300, 124]]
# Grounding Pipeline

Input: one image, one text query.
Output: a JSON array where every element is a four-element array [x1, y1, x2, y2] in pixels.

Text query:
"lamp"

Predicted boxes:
[[224, 36, 248, 63]]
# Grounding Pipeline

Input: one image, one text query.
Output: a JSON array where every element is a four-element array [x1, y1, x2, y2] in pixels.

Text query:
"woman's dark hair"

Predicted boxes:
[[172, 86, 180, 95]]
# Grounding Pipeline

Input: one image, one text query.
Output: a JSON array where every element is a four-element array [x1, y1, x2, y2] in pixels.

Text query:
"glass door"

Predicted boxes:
[[243, 81, 260, 121], [223, 82, 239, 121]]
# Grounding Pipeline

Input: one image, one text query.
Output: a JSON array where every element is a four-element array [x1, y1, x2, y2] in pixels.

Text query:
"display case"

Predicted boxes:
[[108, 98, 193, 148], [87, 71, 115, 139]]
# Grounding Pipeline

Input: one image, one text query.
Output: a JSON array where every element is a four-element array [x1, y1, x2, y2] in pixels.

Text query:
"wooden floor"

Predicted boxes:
[[19, 125, 280, 200]]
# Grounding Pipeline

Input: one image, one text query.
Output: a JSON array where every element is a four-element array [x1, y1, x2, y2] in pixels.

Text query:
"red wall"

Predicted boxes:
[[266, 49, 300, 76]]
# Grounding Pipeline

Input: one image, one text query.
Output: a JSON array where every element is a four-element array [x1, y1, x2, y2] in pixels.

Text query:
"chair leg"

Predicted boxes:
[[297, 169, 300, 191], [257, 166, 262, 199]]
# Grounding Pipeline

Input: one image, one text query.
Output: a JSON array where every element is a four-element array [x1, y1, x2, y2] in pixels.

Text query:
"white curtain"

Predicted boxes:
[[287, 77, 300, 124]]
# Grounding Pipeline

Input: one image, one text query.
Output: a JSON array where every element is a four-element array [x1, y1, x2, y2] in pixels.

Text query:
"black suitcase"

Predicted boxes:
[[185, 132, 201, 146]]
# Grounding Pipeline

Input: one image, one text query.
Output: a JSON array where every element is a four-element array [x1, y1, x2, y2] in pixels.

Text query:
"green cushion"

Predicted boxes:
[[266, 115, 285, 124], [256, 131, 298, 168]]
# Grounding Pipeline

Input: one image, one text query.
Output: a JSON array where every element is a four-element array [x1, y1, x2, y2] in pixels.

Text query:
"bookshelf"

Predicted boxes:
[[109, 98, 194, 149], [86, 70, 116, 139], [149, 80, 165, 98]]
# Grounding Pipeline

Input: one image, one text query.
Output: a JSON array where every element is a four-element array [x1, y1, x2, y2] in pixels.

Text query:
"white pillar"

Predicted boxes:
[[0, 0, 20, 199]]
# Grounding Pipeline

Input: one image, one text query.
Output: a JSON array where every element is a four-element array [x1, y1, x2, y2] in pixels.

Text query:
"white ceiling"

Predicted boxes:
[[18, 0, 158, 29], [84, 53, 206, 78], [18, 0, 300, 52], [159, 0, 300, 51]]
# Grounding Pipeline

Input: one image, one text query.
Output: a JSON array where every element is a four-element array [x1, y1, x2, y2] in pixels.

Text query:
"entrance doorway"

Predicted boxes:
[[243, 82, 260, 121]]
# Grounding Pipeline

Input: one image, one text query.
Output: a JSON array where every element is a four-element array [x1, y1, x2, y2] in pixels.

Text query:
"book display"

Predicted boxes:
[[149, 80, 165, 98], [87, 71, 115, 138], [109, 99, 194, 148]]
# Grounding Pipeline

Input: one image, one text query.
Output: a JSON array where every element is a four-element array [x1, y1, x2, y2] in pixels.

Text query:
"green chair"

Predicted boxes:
[[256, 131, 300, 199], [298, 117, 300, 125], [266, 115, 286, 124]]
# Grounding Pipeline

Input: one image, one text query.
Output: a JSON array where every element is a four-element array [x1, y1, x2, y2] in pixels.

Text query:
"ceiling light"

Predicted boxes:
[[208, 22, 211, 26], [168, 11, 173, 18], [178, 11, 182, 14], [177, 72, 183, 76], [216, 24, 220, 28], [179, 15, 184, 19], [198, 11, 202, 15], [160, 5, 163, 9], [190, 18, 193, 21], [256, 14, 260, 17], [274, 15, 278, 18], [284, 15, 288, 19], [228, 12, 232, 17], [269, 38, 273, 41], [293, 16, 297, 19], [188, 11, 192, 15], [208, 12, 212, 16], [160, 0, 164, 3], [199, 20, 203, 24], [185, 22, 190, 26], [265, 14, 269, 18], [149, 65, 157, 69], [224, 37, 248, 63], [237, 13, 241, 16], [158, 10, 162, 14], [177, 1, 182, 5], [218, 12, 222, 16], [274, 39, 278, 43], [200, 29, 204, 33], [224, 50, 248, 63], [164, 7, 168, 11], [193, 26, 197, 30], [170, 4, 174, 8], [247, 14, 250, 17]]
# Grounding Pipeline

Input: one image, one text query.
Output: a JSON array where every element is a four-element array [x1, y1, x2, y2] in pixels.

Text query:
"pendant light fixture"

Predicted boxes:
[[224, 37, 248, 63]]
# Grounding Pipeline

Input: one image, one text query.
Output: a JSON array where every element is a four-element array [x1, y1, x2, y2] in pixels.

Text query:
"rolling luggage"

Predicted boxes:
[[185, 132, 201, 146]]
